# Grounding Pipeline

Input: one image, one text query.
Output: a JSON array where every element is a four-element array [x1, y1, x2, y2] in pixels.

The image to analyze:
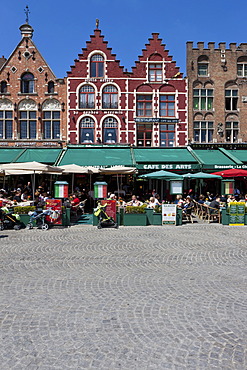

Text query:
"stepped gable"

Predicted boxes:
[[0, 56, 6, 69], [67, 28, 125, 77], [132, 33, 182, 79]]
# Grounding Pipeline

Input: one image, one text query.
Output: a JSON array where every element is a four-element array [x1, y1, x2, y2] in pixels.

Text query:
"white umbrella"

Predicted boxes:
[[99, 166, 136, 174], [99, 166, 137, 197], [57, 164, 99, 192], [0, 161, 63, 199]]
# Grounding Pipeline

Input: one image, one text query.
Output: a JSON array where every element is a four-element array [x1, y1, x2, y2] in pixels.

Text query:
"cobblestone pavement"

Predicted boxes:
[[1, 224, 247, 370]]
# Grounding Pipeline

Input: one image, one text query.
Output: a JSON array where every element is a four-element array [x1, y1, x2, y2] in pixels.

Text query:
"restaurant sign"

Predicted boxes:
[[139, 163, 199, 170], [229, 202, 245, 226], [135, 118, 179, 123]]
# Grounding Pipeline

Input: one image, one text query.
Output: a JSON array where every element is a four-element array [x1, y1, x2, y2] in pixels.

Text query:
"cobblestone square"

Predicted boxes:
[[0, 224, 247, 369]]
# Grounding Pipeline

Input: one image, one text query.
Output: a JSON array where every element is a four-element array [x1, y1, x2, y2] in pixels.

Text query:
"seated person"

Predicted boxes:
[[71, 193, 80, 211], [147, 197, 159, 209], [174, 194, 184, 208], [183, 196, 194, 214], [198, 194, 205, 204], [209, 196, 221, 213], [127, 195, 141, 206]]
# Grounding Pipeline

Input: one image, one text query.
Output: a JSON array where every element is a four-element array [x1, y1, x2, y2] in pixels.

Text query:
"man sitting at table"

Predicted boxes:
[[209, 196, 220, 213]]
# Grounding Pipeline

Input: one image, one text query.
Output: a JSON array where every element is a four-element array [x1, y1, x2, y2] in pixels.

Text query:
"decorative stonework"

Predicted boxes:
[[42, 98, 61, 110], [18, 99, 37, 110], [0, 99, 13, 110]]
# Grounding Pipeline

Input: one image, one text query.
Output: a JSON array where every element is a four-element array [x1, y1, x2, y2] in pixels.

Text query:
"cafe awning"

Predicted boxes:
[[0, 148, 24, 163], [133, 148, 199, 171], [58, 147, 133, 167], [191, 149, 238, 170], [15, 148, 62, 164]]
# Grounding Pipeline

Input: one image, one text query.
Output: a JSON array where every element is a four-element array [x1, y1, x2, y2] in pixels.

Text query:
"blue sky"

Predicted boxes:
[[1, 0, 247, 78]]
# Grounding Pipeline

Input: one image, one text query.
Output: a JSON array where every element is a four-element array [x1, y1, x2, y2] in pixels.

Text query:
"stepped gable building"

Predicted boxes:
[[67, 26, 187, 146], [0, 22, 66, 147], [187, 41, 247, 144]]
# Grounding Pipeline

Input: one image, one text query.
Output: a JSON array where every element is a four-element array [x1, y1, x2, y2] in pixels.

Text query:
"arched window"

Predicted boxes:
[[18, 99, 37, 139], [21, 72, 35, 93], [80, 117, 95, 143], [237, 56, 247, 77], [197, 56, 209, 76], [102, 85, 118, 109], [90, 54, 104, 78], [48, 81, 55, 94], [79, 85, 95, 109], [103, 117, 117, 144], [0, 81, 7, 94], [42, 99, 61, 139]]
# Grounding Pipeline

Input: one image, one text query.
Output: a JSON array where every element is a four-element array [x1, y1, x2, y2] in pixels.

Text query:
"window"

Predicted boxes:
[[237, 63, 247, 77], [193, 89, 213, 110], [148, 63, 162, 82], [90, 54, 104, 78], [19, 111, 36, 139], [0, 81, 7, 94], [80, 117, 95, 143], [160, 124, 175, 147], [159, 95, 175, 116], [225, 90, 238, 110], [193, 121, 214, 143], [0, 111, 13, 139], [79, 85, 95, 109], [136, 95, 152, 117], [226, 121, 239, 142], [47, 81, 55, 94], [137, 124, 152, 146], [103, 117, 117, 143], [21, 73, 35, 93], [102, 85, 118, 109], [43, 111, 60, 139], [198, 63, 208, 76]]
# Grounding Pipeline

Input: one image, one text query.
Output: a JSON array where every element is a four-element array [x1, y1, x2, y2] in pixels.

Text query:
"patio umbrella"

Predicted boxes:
[[211, 168, 247, 177], [0, 161, 63, 199], [58, 164, 99, 191], [99, 166, 136, 175], [139, 170, 183, 180], [182, 172, 222, 179]]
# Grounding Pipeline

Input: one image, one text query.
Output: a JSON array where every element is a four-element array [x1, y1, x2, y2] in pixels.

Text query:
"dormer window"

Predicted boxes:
[[21, 72, 34, 93], [90, 54, 104, 78]]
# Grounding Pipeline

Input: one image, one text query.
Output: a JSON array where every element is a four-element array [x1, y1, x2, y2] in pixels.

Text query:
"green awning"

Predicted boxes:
[[192, 149, 237, 170], [15, 149, 62, 164], [0, 148, 24, 163], [221, 149, 247, 164], [133, 148, 199, 170], [58, 147, 133, 167]]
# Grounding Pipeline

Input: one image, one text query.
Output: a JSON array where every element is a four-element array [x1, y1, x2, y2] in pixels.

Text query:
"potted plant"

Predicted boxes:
[[13, 206, 36, 226]]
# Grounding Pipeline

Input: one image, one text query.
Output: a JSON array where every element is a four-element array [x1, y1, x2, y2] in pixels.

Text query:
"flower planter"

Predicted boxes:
[[123, 213, 147, 226], [19, 214, 32, 227], [153, 213, 162, 225], [145, 208, 154, 225]]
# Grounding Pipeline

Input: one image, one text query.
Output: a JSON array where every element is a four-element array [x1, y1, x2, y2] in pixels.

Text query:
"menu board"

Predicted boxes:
[[162, 204, 177, 225], [229, 202, 245, 226], [45, 199, 62, 225]]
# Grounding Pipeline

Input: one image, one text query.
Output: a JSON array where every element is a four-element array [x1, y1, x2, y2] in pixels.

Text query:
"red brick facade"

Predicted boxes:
[[0, 23, 67, 148], [187, 42, 247, 144], [67, 29, 187, 146]]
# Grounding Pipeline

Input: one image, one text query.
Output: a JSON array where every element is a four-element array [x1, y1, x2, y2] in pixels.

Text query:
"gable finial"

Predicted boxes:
[[96, 19, 99, 29], [24, 5, 30, 24]]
